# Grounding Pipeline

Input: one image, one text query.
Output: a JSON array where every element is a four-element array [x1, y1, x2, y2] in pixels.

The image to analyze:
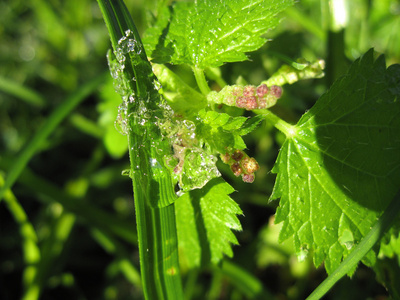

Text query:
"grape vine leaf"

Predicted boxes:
[[175, 178, 242, 268], [270, 49, 400, 274], [144, 0, 294, 68]]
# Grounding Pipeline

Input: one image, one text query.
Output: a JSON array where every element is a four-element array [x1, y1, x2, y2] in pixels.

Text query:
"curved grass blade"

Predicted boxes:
[[96, 0, 183, 298], [0, 72, 107, 203], [0, 176, 41, 300]]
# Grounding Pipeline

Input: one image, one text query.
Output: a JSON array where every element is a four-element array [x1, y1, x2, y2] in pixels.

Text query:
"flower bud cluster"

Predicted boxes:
[[208, 83, 282, 110], [221, 149, 260, 183]]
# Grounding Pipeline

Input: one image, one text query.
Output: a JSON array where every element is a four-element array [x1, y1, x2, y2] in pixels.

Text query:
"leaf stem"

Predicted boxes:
[[261, 110, 295, 137], [306, 190, 400, 300], [193, 67, 211, 96]]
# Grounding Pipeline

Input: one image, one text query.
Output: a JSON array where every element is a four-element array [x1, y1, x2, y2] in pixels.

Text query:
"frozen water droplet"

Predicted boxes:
[[114, 103, 129, 135], [339, 229, 354, 250], [297, 247, 308, 262], [121, 169, 131, 176], [153, 79, 162, 91], [127, 39, 136, 52]]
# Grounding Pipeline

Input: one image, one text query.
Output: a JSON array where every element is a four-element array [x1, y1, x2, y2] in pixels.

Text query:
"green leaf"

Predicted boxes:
[[196, 110, 256, 153], [152, 63, 207, 118], [175, 178, 242, 268], [379, 229, 400, 261], [144, 0, 294, 68], [270, 49, 400, 274], [97, 79, 128, 159], [238, 115, 264, 135]]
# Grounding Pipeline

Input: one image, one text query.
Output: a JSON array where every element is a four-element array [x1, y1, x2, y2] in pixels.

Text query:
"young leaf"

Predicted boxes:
[[175, 178, 242, 268], [270, 49, 400, 274], [196, 110, 258, 153], [144, 0, 294, 68]]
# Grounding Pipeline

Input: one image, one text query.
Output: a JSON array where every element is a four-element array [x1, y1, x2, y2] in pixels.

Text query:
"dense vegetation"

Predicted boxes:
[[1, 1, 400, 299]]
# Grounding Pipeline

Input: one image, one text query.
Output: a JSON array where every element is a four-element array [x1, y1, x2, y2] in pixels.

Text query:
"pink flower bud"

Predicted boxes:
[[270, 85, 282, 98], [242, 157, 259, 173], [256, 84, 268, 98], [231, 150, 244, 161], [236, 96, 247, 108], [231, 163, 243, 176], [257, 97, 267, 109], [243, 85, 255, 97], [246, 96, 258, 110], [242, 173, 255, 183]]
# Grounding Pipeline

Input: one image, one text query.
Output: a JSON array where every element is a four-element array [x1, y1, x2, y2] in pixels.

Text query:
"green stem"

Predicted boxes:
[[97, 1, 183, 298], [193, 67, 211, 96], [128, 132, 183, 300], [261, 110, 295, 137], [0, 72, 107, 203], [306, 190, 400, 300]]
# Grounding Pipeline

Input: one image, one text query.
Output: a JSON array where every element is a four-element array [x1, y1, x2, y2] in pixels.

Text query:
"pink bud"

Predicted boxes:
[[231, 150, 244, 161], [242, 173, 255, 183], [246, 96, 258, 110], [270, 85, 282, 98], [257, 97, 267, 109], [231, 163, 243, 176], [236, 96, 247, 108], [242, 157, 259, 173], [256, 84, 268, 98], [243, 85, 255, 97]]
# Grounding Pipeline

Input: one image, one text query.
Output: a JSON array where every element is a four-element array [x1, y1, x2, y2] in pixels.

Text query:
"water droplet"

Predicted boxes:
[[153, 79, 162, 91], [297, 246, 309, 262], [339, 229, 354, 250], [121, 169, 130, 176], [114, 103, 129, 135]]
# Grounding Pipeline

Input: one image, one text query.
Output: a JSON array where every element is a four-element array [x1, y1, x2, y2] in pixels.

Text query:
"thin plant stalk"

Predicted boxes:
[[96, 0, 183, 298]]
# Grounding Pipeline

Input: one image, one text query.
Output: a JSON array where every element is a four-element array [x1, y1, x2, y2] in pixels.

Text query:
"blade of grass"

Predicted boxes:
[[96, 1, 183, 298], [91, 228, 141, 288], [0, 76, 46, 107], [0, 175, 41, 300], [212, 260, 277, 300], [306, 190, 400, 300], [0, 72, 107, 203], [0, 162, 138, 244], [32, 211, 76, 300]]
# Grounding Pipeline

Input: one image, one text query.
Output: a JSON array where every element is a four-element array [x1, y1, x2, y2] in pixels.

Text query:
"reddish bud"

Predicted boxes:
[[236, 96, 247, 108], [243, 85, 255, 97], [242, 173, 255, 183], [270, 85, 282, 98], [231, 150, 244, 161], [231, 163, 243, 176], [242, 157, 260, 174], [232, 86, 243, 96], [257, 97, 267, 109], [256, 84, 268, 98], [246, 96, 258, 110], [221, 152, 231, 163]]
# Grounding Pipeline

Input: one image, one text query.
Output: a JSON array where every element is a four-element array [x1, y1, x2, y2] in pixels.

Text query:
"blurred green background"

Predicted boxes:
[[1, 0, 399, 299]]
